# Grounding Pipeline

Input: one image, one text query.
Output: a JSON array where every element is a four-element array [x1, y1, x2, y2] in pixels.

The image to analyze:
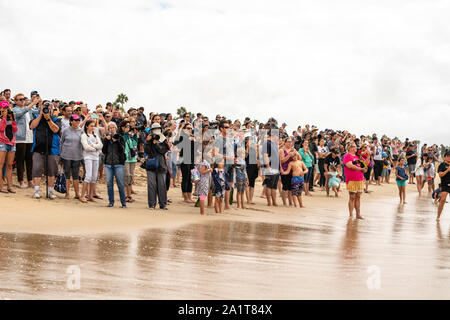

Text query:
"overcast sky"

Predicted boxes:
[[1, 0, 449, 145]]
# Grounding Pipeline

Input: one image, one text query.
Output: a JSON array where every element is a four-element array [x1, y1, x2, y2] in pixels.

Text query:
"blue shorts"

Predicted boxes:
[[224, 165, 234, 190], [396, 179, 407, 187], [0, 143, 16, 153]]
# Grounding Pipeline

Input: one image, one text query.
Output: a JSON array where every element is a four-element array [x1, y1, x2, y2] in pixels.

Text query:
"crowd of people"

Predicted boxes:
[[0, 88, 449, 220]]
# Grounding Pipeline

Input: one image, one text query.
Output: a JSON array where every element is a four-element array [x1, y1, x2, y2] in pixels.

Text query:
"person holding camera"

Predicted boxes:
[[144, 123, 170, 210], [12, 93, 38, 189], [102, 122, 126, 208], [119, 120, 139, 203], [0, 100, 18, 193], [80, 120, 103, 203], [29, 100, 62, 199], [173, 121, 196, 203]]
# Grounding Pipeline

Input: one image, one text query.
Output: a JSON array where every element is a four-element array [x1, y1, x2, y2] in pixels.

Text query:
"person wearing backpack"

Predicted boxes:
[[144, 123, 170, 210]]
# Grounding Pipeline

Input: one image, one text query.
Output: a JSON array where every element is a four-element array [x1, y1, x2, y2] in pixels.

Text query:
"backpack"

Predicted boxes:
[[54, 173, 67, 194]]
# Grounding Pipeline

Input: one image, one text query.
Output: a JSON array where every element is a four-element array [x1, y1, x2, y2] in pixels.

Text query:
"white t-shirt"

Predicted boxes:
[[21, 112, 34, 144], [61, 118, 70, 132], [374, 145, 383, 161]]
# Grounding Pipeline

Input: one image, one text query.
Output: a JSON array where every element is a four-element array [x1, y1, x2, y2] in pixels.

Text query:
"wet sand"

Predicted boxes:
[[0, 177, 449, 299]]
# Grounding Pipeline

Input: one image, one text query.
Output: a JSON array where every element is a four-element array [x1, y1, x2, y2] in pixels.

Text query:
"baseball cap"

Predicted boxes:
[[151, 123, 161, 129], [70, 114, 81, 121], [30, 90, 38, 96], [0, 101, 10, 109]]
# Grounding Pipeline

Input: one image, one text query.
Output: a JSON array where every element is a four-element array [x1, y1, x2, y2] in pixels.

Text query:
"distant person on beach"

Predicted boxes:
[[80, 120, 103, 203], [298, 139, 313, 197], [327, 164, 341, 197], [0, 100, 18, 194], [436, 151, 450, 221], [12, 93, 37, 189], [102, 122, 127, 208], [60, 114, 83, 200], [406, 144, 417, 185], [280, 152, 307, 208], [29, 100, 62, 199], [343, 142, 367, 219], [395, 158, 408, 204]]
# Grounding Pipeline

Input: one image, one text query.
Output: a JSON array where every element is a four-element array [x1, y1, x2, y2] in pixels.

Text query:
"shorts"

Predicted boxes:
[[124, 162, 136, 186], [396, 179, 407, 187], [381, 168, 388, 177], [281, 174, 292, 191], [408, 164, 416, 176], [0, 143, 16, 153], [393, 154, 399, 161], [32, 153, 59, 178], [346, 180, 364, 193], [442, 185, 450, 193], [224, 165, 234, 185], [263, 174, 280, 190], [235, 178, 247, 193], [291, 176, 304, 196], [62, 159, 81, 180]]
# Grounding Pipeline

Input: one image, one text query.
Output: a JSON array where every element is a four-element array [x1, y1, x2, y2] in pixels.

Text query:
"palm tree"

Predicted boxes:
[[114, 93, 128, 113], [176, 106, 187, 116]]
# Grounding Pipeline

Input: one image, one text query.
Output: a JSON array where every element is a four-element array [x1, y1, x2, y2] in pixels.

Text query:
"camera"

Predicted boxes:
[[152, 134, 161, 141], [113, 133, 120, 140], [131, 125, 145, 131], [42, 102, 51, 115], [130, 146, 138, 158]]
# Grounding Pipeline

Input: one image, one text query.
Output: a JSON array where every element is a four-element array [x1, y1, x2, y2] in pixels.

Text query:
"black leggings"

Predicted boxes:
[[364, 166, 372, 181], [15, 143, 33, 183], [319, 159, 326, 187], [246, 164, 258, 188], [180, 163, 193, 193], [374, 160, 383, 180], [308, 166, 315, 190]]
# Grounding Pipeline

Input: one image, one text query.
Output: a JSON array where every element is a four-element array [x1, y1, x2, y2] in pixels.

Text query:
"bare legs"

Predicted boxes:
[[437, 192, 448, 221], [348, 192, 364, 219]]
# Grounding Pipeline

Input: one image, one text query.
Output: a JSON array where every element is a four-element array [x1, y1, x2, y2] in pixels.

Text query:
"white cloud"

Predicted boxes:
[[1, 0, 449, 144]]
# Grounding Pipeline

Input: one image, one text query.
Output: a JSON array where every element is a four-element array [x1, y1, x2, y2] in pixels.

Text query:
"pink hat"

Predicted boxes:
[[70, 114, 81, 121], [0, 101, 10, 109]]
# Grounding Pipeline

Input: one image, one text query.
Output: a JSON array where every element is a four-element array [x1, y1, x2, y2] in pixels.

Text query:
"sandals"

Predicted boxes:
[[0, 190, 8, 194], [93, 195, 103, 200], [126, 196, 135, 203]]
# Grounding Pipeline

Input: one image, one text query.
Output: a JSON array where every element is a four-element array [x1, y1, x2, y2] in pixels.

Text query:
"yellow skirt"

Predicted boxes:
[[347, 180, 364, 193]]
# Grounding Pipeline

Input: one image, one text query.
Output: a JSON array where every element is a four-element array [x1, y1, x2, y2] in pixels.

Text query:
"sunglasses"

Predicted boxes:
[[16, 98, 25, 101]]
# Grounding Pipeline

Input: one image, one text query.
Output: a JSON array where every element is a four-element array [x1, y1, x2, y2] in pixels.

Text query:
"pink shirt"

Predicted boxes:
[[343, 153, 364, 183]]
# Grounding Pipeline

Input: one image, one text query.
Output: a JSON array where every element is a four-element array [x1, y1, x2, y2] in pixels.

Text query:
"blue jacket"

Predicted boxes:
[[30, 114, 62, 156], [11, 105, 39, 142]]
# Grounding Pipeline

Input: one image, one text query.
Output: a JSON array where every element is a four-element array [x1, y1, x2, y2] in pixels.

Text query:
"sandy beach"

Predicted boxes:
[[0, 168, 433, 236], [0, 170, 449, 299]]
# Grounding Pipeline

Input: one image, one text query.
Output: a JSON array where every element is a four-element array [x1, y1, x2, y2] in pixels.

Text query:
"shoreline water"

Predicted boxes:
[[0, 173, 444, 236]]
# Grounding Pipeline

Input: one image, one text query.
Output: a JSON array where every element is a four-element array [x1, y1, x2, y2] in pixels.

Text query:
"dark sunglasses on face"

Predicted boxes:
[[17, 98, 25, 101]]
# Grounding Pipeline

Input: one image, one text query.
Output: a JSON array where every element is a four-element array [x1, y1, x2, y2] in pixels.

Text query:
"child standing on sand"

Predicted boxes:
[[235, 148, 248, 209], [395, 158, 408, 204], [197, 156, 212, 215], [281, 153, 307, 208], [327, 165, 341, 197], [212, 158, 226, 213]]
